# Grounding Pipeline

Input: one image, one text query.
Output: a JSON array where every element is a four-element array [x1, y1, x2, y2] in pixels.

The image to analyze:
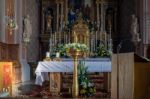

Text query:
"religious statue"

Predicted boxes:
[[130, 14, 141, 43], [68, 8, 75, 24], [46, 14, 52, 31], [23, 15, 32, 43]]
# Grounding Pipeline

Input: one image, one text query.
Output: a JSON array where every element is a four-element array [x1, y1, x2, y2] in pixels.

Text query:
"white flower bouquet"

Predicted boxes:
[[64, 43, 89, 52]]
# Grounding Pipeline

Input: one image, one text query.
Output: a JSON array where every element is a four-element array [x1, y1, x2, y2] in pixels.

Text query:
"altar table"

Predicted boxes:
[[35, 58, 111, 85]]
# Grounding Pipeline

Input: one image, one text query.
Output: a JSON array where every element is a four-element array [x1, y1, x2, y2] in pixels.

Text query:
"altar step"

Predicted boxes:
[[61, 73, 110, 98]]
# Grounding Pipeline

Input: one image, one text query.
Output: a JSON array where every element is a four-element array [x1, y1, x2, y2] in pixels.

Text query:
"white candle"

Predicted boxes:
[[59, 31, 61, 44], [56, 52, 60, 58], [64, 32, 65, 44], [68, 30, 70, 43], [91, 33, 93, 53], [46, 52, 50, 57], [96, 31, 97, 50], [55, 32, 56, 44], [49, 38, 51, 52], [66, 34, 67, 43]]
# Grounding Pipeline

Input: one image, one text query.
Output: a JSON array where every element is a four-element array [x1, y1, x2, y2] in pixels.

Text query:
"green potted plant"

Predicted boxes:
[[52, 44, 67, 57], [78, 60, 96, 97], [97, 44, 110, 57]]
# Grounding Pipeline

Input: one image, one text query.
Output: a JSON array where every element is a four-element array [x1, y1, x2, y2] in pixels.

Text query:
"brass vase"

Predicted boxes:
[[67, 49, 83, 97]]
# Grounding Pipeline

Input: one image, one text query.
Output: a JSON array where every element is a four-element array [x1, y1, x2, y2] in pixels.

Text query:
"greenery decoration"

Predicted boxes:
[[96, 44, 110, 57], [51, 44, 67, 57], [78, 60, 96, 97]]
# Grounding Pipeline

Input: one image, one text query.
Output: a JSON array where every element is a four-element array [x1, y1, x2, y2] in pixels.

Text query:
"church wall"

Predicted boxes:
[[25, 0, 40, 62], [0, 0, 5, 42], [146, 0, 150, 44]]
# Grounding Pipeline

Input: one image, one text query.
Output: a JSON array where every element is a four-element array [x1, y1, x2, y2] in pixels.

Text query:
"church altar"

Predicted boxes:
[[35, 58, 111, 85]]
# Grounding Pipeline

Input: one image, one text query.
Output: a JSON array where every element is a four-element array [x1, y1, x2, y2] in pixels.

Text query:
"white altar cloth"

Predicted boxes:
[[35, 58, 111, 85]]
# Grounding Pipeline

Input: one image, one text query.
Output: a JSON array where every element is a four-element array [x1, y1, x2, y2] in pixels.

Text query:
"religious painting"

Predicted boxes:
[[0, 62, 13, 95], [68, 0, 92, 24]]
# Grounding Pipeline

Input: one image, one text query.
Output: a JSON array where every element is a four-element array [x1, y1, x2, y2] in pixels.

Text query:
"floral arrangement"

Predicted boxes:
[[96, 44, 110, 57], [64, 43, 89, 52], [78, 60, 96, 97], [51, 44, 67, 57]]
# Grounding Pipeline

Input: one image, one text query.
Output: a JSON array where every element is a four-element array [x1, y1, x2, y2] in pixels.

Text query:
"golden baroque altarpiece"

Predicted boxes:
[[40, 0, 117, 59]]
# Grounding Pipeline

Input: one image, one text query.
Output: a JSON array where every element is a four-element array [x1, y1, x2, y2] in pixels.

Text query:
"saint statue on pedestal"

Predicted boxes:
[[46, 14, 53, 32], [23, 15, 32, 43], [130, 14, 141, 43]]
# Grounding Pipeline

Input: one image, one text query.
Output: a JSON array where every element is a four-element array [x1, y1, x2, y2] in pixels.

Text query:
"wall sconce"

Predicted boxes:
[[5, 0, 18, 35], [6, 17, 18, 33]]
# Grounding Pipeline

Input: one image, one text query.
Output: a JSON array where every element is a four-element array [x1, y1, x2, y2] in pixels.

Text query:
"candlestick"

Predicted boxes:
[[56, 52, 60, 58], [53, 33, 54, 45], [46, 52, 50, 58], [66, 34, 67, 43], [55, 32, 57, 44], [69, 30, 71, 43], [49, 38, 51, 52], [59, 31, 61, 44], [96, 31, 98, 50], [63, 32, 65, 44], [90, 32, 93, 53]]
